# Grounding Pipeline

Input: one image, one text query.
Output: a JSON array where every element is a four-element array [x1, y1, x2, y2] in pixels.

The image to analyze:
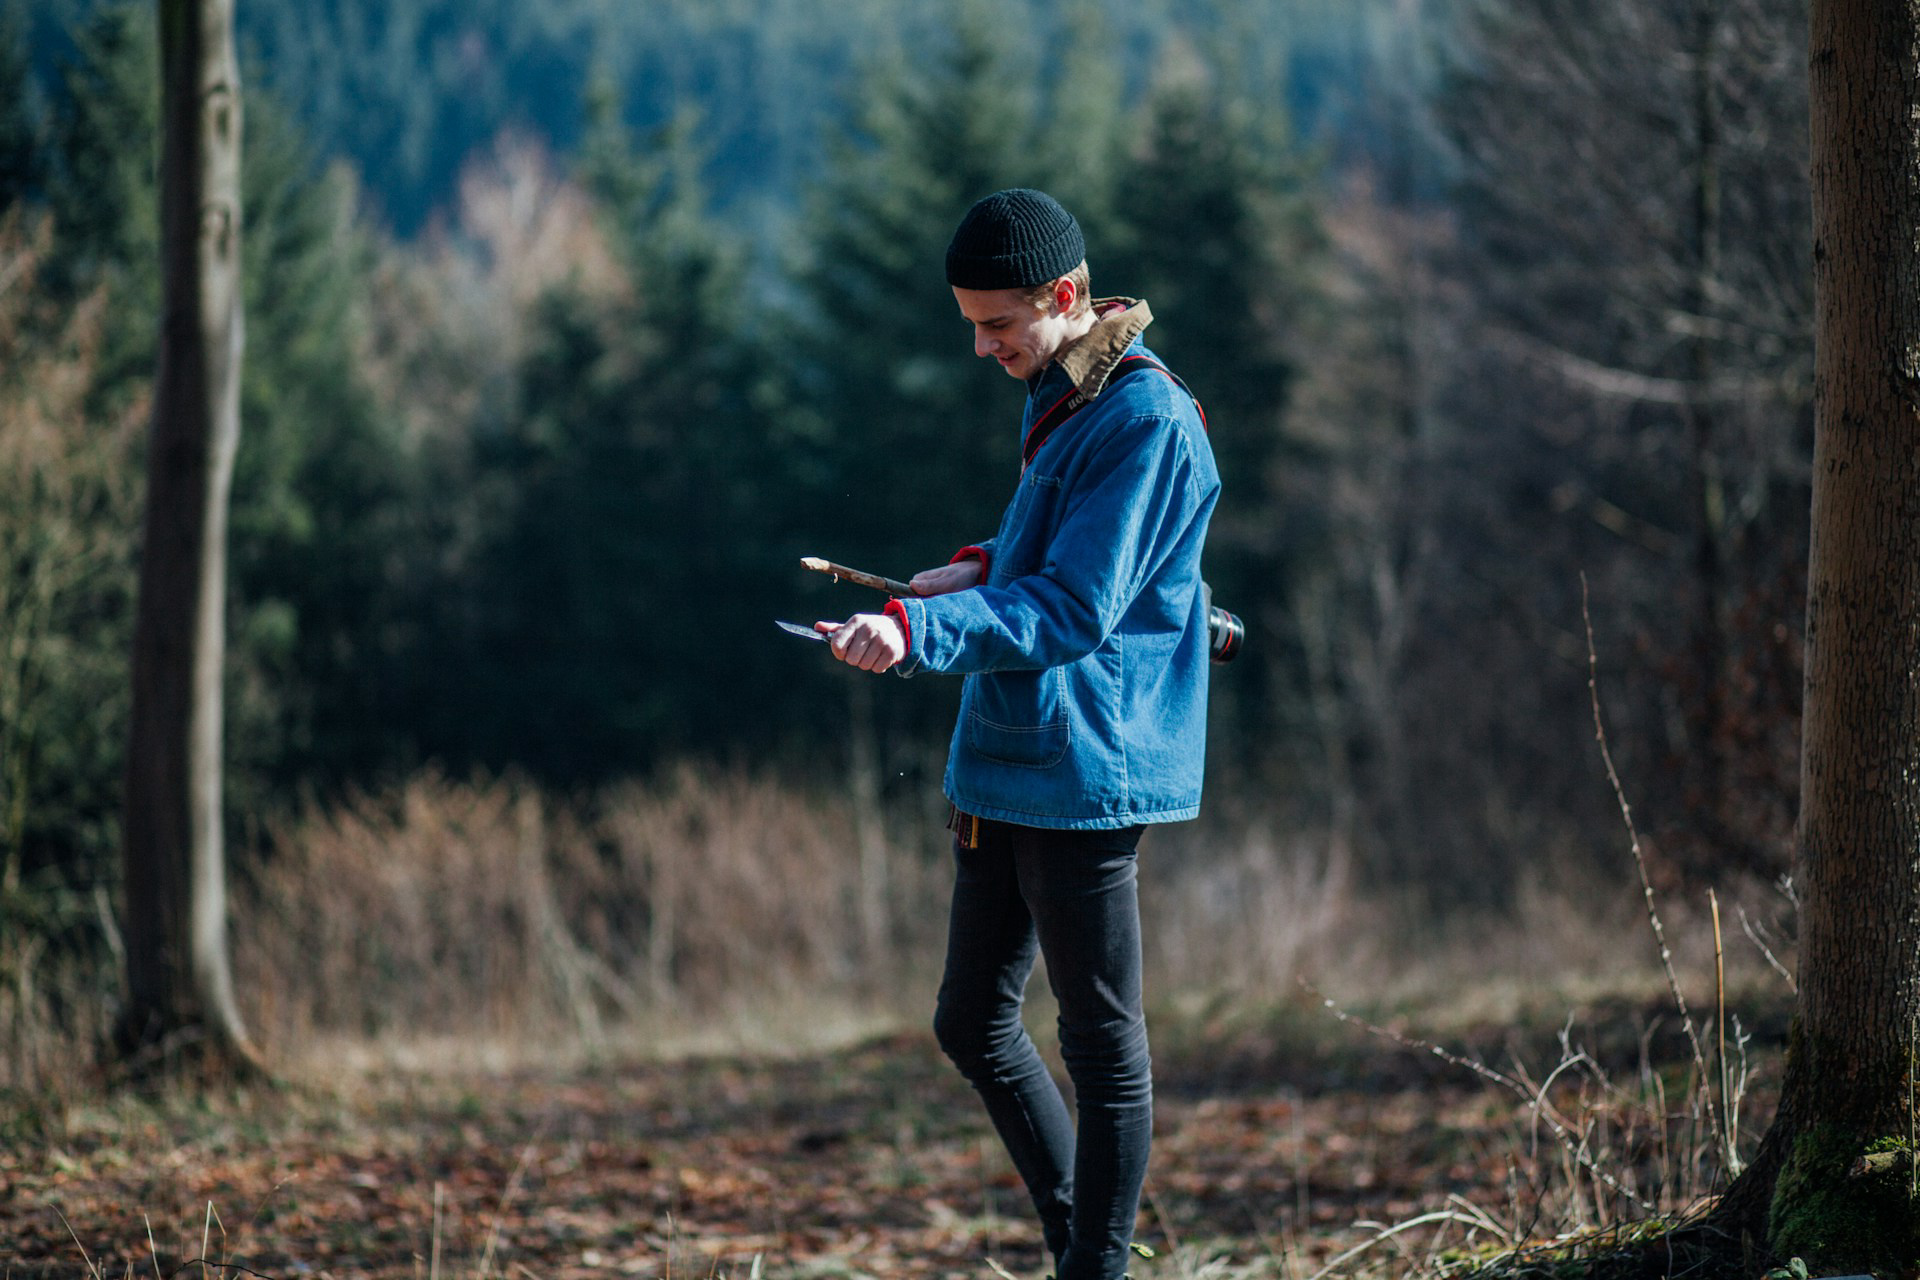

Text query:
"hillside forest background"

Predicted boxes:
[[0, 0, 1811, 1079]]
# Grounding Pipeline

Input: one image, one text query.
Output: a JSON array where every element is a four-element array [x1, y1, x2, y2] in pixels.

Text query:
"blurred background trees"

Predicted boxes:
[[0, 0, 1816, 1060], [1434, 0, 1811, 895]]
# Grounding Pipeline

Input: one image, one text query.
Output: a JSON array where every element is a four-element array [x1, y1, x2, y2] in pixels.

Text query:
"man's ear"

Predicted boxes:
[[1052, 275, 1076, 315]]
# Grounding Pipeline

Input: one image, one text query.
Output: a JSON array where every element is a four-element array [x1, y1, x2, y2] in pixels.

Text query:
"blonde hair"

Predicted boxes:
[[1022, 261, 1092, 319]]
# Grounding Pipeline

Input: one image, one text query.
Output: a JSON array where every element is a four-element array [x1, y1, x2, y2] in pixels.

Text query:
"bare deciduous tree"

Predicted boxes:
[[1400, 0, 1814, 893], [114, 0, 259, 1075], [1705, 0, 1920, 1264]]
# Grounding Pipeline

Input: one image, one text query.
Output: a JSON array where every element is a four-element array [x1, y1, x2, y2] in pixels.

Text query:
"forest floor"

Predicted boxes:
[[0, 991, 1790, 1280]]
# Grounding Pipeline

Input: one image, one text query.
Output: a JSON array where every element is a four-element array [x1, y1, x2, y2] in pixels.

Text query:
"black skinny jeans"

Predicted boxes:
[[933, 820, 1151, 1280]]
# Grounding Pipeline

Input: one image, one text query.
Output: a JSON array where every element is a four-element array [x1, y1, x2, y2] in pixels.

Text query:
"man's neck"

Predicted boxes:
[[1044, 311, 1100, 369]]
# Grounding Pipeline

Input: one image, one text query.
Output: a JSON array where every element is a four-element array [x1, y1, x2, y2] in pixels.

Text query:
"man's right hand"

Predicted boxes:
[[909, 559, 985, 596]]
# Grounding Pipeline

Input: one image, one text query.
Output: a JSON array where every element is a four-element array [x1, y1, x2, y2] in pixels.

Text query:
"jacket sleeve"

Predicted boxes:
[[894, 412, 1206, 675], [950, 542, 994, 577]]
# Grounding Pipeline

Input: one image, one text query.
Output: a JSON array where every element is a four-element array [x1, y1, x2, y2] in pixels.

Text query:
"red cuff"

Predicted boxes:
[[950, 545, 992, 580], [883, 598, 912, 649]]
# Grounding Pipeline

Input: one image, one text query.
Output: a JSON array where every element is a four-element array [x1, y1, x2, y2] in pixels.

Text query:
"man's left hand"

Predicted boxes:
[[816, 613, 907, 673]]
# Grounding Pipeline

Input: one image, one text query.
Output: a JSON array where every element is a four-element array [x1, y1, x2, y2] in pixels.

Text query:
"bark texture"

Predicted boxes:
[[1709, 0, 1920, 1266], [115, 0, 258, 1074]]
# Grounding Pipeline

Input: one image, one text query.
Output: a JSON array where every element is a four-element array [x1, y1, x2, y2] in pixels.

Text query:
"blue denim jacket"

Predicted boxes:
[[891, 300, 1220, 829]]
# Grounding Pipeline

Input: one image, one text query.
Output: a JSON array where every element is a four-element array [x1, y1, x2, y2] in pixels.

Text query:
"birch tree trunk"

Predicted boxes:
[[114, 0, 258, 1075], [1707, 0, 1920, 1263]]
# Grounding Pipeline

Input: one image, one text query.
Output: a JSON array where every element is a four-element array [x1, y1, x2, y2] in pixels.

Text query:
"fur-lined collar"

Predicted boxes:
[[1053, 297, 1153, 398]]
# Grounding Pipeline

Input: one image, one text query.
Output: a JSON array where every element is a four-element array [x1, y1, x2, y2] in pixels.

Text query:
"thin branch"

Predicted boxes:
[[478, 1134, 545, 1280], [144, 1213, 163, 1280], [53, 1206, 103, 1280], [1490, 327, 1796, 405], [1581, 574, 1723, 1160], [1305, 1211, 1496, 1280], [1308, 984, 1654, 1213], [1737, 903, 1797, 994], [1711, 888, 1742, 1174]]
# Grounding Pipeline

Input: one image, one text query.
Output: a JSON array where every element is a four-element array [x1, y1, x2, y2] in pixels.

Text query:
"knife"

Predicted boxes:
[[776, 619, 829, 643]]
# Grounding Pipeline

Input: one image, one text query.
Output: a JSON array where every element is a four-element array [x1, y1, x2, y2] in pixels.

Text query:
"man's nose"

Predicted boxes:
[[974, 329, 994, 359]]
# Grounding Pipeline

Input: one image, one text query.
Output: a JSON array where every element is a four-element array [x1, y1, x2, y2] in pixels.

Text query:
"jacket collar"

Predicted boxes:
[[1049, 297, 1153, 399]]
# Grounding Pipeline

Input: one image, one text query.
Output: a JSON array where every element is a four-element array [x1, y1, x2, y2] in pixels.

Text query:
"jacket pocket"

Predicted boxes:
[[996, 471, 1065, 579], [966, 667, 1071, 768]]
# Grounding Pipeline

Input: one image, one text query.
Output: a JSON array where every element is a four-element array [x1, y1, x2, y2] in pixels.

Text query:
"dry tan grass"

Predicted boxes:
[[233, 767, 957, 1061], [229, 770, 1404, 1065], [0, 765, 1797, 1092], [1143, 824, 1377, 1003]]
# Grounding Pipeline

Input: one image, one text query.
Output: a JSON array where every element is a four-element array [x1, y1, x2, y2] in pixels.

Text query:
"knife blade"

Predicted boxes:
[[776, 619, 829, 643]]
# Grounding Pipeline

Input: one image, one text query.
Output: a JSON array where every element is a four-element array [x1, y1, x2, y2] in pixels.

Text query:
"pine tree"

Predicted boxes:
[[1104, 68, 1327, 773], [793, 0, 1088, 580], [45, 3, 162, 404], [223, 98, 424, 791], [443, 95, 784, 778], [0, 3, 44, 212]]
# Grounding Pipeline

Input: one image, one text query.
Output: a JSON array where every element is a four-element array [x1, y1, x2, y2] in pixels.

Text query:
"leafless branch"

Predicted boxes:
[[1580, 574, 1723, 1160]]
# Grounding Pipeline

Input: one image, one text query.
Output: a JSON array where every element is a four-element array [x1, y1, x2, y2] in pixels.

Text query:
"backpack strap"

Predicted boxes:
[[1020, 354, 1207, 472]]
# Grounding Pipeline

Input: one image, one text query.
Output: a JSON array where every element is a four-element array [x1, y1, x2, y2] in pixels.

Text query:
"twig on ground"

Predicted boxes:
[[430, 1181, 444, 1280], [1443, 1193, 1512, 1242], [206, 1203, 227, 1279], [1305, 1211, 1494, 1280], [243, 1180, 296, 1239], [1146, 1181, 1185, 1261], [1448, 1207, 1727, 1278], [477, 1132, 545, 1279], [165, 1265, 279, 1280], [53, 1205, 103, 1280], [145, 1213, 163, 1280], [1307, 983, 1655, 1215]]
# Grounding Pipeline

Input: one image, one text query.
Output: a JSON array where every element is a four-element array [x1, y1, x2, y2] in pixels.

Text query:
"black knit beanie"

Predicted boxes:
[[945, 188, 1085, 290]]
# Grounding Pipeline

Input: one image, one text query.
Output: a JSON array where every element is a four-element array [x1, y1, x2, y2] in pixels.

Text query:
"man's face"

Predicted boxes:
[[953, 284, 1073, 381]]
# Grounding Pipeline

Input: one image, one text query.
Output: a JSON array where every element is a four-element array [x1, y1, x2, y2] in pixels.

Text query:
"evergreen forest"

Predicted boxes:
[[1, 0, 1815, 1069]]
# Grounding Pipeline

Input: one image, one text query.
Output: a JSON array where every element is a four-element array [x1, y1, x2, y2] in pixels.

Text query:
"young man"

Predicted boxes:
[[818, 188, 1219, 1280]]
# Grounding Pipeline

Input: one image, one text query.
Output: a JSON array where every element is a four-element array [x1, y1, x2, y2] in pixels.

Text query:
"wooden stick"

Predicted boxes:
[[800, 556, 915, 597]]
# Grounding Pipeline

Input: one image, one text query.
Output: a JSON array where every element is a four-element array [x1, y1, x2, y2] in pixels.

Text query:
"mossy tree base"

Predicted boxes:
[[1768, 1126, 1920, 1275]]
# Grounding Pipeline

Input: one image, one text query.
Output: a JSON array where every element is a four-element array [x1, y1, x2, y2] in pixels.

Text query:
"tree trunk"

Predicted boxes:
[[1707, 0, 1920, 1265], [114, 0, 259, 1077]]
